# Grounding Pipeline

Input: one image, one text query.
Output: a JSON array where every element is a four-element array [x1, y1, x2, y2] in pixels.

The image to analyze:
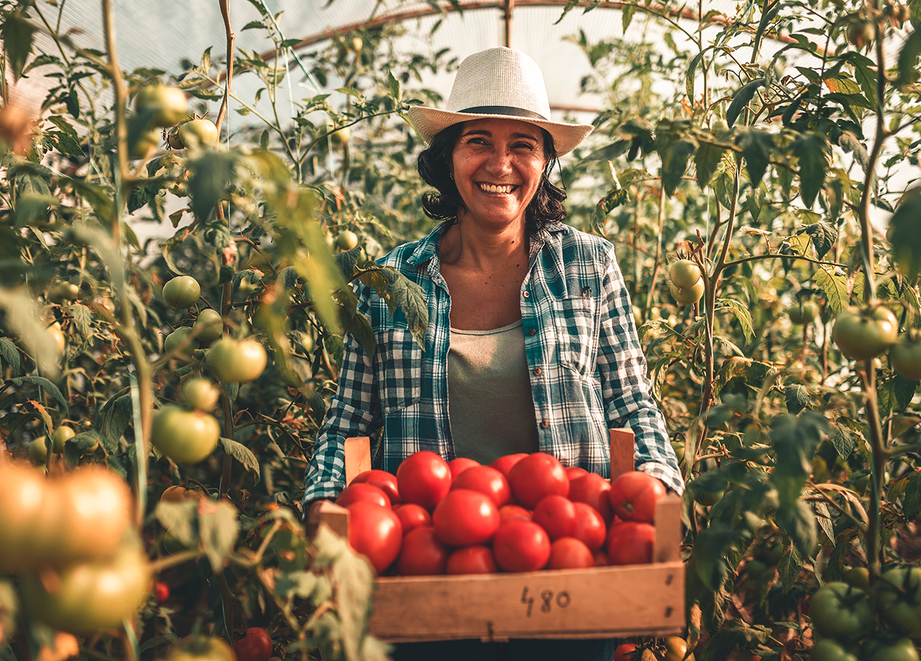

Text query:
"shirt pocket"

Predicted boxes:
[[376, 329, 423, 413], [551, 296, 598, 376]]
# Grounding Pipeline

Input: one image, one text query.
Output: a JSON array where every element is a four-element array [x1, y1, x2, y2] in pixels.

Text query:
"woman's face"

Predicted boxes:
[[450, 118, 549, 232]]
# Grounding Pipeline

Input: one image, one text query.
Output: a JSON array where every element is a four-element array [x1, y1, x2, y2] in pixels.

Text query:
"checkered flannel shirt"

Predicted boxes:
[[302, 221, 683, 507]]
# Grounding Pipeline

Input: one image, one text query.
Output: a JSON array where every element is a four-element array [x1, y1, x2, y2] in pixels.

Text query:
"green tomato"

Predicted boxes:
[[789, 301, 820, 325], [135, 85, 188, 127], [183, 377, 220, 411], [20, 540, 151, 634], [27, 436, 49, 463], [863, 638, 919, 661], [890, 336, 921, 380], [164, 327, 199, 361], [809, 582, 873, 643], [207, 338, 268, 383], [178, 118, 218, 149], [832, 305, 899, 361], [165, 637, 236, 661], [669, 260, 702, 289], [669, 279, 704, 306], [193, 308, 223, 344], [809, 639, 857, 661], [151, 405, 221, 464], [841, 566, 870, 592], [336, 230, 359, 250], [163, 275, 201, 308], [52, 425, 75, 452], [129, 126, 162, 160], [874, 567, 921, 637]]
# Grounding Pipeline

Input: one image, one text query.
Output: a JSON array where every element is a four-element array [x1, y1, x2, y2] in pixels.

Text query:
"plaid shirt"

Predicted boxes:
[[303, 221, 683, 506]]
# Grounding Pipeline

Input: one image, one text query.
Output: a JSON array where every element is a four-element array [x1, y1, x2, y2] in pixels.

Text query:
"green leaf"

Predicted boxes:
[[897, 29, 921, 86], [0, 288, 60, 379], [902, 472, 921, 519], [770, 412, 827, 508], [2, 11, 36, 80], [220, 437, 261, 480], [784, 384, 811, 414], [699, 620, 772, 661], [792, 132, 830, 209], [187, 151, 237, 222], [154, 500, 198, 549], [726, 78, 765, 128], [814, 265, 849, 314], [775, 498, 817, 559], [330, 535, 377, 661], [0, 338, 21, 374], [717, 298, 754, 341], [71, 224, 125, 301], [734, 128, 773, 186], [69, 303, 94, 340], [97, 394, 132, 446], [10, 376, 68, 412], [686, 52, 704, 103], [622, 3, 636, 32], [828, 423, 856, 460], [693, 523, 745, 591], [695, 141, 726, 189], [798, 221, 837, 260], [888, 188, 921, 281], [357, 268, 429, 349], [197, 499, 240, 572], [777, 545, 804, 591], [61, 177, 113, 225], [660, 138, 697, 197]]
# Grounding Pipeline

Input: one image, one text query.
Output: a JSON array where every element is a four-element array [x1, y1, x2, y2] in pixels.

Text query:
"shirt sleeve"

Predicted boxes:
[[595, 246, 684, 495], [302, 291, 382, 507]]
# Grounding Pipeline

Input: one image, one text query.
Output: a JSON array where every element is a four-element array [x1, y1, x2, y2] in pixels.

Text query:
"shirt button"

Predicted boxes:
[[540, 420, 550, 429], [533, 368, 542, 376], [528, 328, 537, 336], [522, 291, 530, 298]]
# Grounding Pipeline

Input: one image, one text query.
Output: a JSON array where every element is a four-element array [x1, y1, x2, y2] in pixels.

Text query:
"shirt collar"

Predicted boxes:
[[406, 220, 571, 266]]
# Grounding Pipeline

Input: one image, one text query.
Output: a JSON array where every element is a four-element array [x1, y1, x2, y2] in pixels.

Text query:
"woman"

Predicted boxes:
[[303, 47, 682, 660]]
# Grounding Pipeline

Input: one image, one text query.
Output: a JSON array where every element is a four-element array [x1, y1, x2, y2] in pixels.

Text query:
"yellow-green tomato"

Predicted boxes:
[[183, 377, 220, 411], [135, 85, 188, 127], [20, 540, 151, 634], [335, 230, 359, 250], [208, 338, 268, 383], [810, 639, 858, 661], [151, 405, 221, 464], [193, 308, 223, 344], [27, 437, 49, 463], [162, 275, 201, 308], [668, 260, 702, 289], [874, 567, 921, 637], [833, 305, 899, 361], [809, 582, 873, 643], [890, 336, 921, 380], [662, 636, 693, 661], [862, 637, 919, 661], [164, 637, 236, 661], [52, 425, 75, 452], [668, 279, 704, 306], [788, 301, 820, 325], [178, 118, 218, 149]]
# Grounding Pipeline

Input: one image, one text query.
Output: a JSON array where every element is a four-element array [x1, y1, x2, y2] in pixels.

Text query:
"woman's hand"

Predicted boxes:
[[305, 499, 333, 537]]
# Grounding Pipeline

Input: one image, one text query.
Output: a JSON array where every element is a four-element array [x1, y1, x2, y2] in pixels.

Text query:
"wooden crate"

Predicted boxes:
[[317, 429, 685, 643]]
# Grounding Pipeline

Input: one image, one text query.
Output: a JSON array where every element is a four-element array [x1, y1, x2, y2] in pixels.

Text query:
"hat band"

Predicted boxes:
[[459, 105, 548, 121]]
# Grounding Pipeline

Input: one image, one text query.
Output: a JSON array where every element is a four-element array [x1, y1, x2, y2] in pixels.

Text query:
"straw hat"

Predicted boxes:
[[407, 47, 594, 156]]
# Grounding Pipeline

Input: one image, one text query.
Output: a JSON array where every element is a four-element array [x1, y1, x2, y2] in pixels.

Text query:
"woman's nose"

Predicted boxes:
[[485, 148, 513, 175]]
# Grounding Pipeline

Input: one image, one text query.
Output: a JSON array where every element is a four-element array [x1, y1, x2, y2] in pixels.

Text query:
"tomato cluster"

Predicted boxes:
[[0, 461, 151, 633], [334, 451, 666, 576]]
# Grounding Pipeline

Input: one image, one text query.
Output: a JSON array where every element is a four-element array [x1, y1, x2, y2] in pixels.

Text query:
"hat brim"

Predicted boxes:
[[407, 106, 594, 157]]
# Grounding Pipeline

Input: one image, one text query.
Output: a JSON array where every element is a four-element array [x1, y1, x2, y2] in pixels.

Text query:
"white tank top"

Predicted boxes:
[[448, 320, 540, 464]]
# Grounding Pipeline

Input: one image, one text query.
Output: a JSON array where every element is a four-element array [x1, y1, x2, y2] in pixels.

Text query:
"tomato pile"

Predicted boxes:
[[333, 450, 667, 576], [0, 461, 151, 633]]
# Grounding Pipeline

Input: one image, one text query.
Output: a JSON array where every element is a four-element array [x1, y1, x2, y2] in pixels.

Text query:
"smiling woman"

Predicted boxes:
[[303, 47, 683, 661]]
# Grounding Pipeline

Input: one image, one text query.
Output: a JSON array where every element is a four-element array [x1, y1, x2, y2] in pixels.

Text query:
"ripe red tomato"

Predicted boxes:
[[448, 457, 480, 479], [572, 502, 607, 552], [396, 527, 449, 576], [607, 521, 655, 565], [532, 495, 578, 540], [609, 471, 666, 523], [433, 489, 500, 547], [451, 465, 511, 507], [446, 545, 498, 575], [392, 503, 431, 535], [614, 643, 637, 661], [336, 483, 390, 509], [345, 501, 402, 574], [548, 537, 595, 570], [499, 504, 532, 524], [565, 466, 589, 480], [569, 473, 614, 524], [493, 520, 551, 572], [351, 470, 401, 504], [154, 582, 170, 604], [490, 452, 529, 478], [396, 451, 452, 511], [507, 453, 570, 509], [233, 627, 272, 661], [594, 550, 609, 567]]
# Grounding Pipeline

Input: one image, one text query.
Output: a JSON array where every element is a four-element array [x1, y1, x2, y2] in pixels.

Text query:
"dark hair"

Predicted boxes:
[[417, 121, 567, 235]]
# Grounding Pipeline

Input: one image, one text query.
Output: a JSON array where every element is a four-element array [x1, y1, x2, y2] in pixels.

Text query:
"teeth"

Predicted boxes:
[[479, 183, 513, 194]]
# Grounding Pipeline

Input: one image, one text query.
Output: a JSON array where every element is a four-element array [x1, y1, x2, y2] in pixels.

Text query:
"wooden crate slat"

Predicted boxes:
[[344, 436, 372, 485], [369, 563, 685, 642]]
